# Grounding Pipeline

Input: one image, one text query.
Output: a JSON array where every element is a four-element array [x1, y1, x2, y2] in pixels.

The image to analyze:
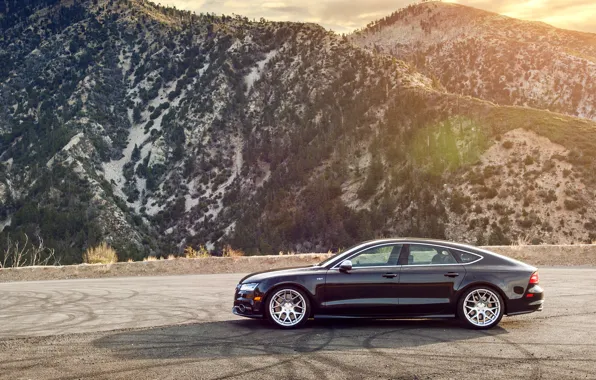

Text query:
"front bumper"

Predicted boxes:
[[232, 285, 265, 319], [232, 305, 263, 319]]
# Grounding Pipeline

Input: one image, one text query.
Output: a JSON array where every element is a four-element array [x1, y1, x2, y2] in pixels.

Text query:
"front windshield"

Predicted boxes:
[[316, 241, 371, 267]]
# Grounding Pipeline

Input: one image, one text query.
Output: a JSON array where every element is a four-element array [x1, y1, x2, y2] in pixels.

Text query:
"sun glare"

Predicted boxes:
[[447, 0, 595, 33]]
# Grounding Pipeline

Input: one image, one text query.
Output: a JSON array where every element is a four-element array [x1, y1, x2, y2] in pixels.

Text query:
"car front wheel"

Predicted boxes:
[[266, 287, 310, 329], [458, 286, 504, 329]]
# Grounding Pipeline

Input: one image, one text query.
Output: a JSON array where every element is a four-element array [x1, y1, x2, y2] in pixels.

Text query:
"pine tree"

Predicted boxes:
[[131, 144, 141, 162]]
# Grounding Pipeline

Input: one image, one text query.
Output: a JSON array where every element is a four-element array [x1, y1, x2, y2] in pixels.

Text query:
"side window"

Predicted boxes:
[[406, 245, 458, 265], [350, 245, 402, 268], [451, 249, 481, 264]]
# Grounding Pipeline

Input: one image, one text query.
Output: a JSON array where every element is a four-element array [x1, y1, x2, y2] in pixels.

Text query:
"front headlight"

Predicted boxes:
[[240, 283, 259, 292]]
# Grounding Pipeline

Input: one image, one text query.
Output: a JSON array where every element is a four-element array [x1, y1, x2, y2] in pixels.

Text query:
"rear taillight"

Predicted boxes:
[[529, 271, 540, 284]]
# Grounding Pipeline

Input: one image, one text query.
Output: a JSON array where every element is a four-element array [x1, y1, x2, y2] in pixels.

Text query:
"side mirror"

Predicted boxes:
[[339, 260, 352, 272]]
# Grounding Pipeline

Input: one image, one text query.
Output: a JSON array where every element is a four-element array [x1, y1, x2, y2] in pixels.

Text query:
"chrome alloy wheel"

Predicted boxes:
[[269, 289, 307, 327], [463, 288, 501, 327]]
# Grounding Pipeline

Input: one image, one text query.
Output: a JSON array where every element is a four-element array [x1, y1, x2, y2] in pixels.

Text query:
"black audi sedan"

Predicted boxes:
[[232, 238, 544, 329]]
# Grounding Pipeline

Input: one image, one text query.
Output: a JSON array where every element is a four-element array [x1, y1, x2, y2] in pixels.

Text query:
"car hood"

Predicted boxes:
[[239, 265, 320, 284]]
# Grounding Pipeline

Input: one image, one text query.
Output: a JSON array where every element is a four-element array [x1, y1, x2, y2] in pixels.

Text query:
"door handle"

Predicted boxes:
[[382, 273, 398, 278], [444, 272, 459, 278]]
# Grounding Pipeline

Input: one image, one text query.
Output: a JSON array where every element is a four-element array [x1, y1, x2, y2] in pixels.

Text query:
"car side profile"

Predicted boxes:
[[232, 238, 544, 329]]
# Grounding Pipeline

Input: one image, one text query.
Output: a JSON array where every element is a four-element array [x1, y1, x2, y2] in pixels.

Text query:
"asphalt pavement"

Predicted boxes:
[[0, 268, 595, 379]]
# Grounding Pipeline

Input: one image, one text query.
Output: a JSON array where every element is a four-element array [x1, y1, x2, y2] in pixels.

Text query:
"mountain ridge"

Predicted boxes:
[[351, 1, 596, 121], [1, 0, 596, 265]]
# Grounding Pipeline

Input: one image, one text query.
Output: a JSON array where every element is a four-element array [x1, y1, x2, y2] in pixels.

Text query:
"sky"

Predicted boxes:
[[158, 0, 596, 35]]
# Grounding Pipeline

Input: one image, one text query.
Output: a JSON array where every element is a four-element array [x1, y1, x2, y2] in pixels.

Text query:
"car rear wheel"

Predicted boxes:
[[458, 287, 504, 329], [266, 287, 310, 329]]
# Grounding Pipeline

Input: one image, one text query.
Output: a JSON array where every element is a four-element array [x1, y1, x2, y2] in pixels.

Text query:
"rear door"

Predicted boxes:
[[396, 243, 465, 315], [322, 244, 403, 316]]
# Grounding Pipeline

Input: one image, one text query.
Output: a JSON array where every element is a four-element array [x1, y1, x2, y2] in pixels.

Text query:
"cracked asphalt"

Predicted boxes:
[[0, 268, 595, 379]]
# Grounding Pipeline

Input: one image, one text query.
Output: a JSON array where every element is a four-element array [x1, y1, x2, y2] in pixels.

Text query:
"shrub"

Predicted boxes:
[[84, 242, 118, 264], [358, 158, 384, 200], [222, 244, 245, 257], [475, 231, 485, 246], [449, 191, 469, 215], [479, 186, 498, 199], [498, 188, 509, 199], [468, 170, 484, 185], [483, 165, 499, 179], [493, 202, 508, 215], [522, 194, 534, 207], [540, 189, 557, 203], [0, 233, 58, 268], [517, 217, 534, 228], [564, 199, 581, 211], [184, 246, 197, 258], [502, 141, 513, 149], [542, 160, 555, 172], [524, 155, 534, 165], [488, 225, 511, 245], [184, 245, 211, 258], [584, 219, 596, 231]]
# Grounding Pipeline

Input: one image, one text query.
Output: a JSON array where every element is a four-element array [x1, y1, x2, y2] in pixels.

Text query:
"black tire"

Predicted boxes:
[[458, 286, 504, 330], [265, 286, 310, 329]]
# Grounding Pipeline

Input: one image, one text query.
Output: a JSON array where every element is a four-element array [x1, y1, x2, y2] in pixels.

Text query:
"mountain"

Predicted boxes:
[[1, 0, 596, 264], [350, 1, 596, 121]]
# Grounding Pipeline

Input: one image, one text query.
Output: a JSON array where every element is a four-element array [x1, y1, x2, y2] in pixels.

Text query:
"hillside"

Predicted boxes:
[[1, 0, 596, 264], [351, 1, 596, 121]]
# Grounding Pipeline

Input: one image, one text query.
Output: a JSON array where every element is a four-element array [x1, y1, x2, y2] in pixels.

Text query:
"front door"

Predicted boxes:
[[321, 244, 403, 316], [397, 244, 465, 315]]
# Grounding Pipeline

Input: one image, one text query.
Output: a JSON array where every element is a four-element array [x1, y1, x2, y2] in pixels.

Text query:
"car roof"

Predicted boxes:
[[321, 238, 535, 270], [362, 238, 479, 250]]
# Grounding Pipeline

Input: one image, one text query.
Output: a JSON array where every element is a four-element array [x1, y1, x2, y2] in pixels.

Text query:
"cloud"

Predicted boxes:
[[159, 0, 596, 34], [318, 0, 408, 20]]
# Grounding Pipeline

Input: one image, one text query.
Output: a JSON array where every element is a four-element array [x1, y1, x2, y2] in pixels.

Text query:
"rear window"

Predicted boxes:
[[406, 245, 457, 265], [451, 249, 481, 264]]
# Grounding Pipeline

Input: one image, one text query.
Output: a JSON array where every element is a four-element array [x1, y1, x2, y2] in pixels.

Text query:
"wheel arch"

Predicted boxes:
[[455, 281, 509, 316], [262, 282, 316, 317]]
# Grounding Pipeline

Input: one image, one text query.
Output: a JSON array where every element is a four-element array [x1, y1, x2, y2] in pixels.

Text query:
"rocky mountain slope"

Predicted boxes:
[[1, 0, 596, 264], [351, 1, 596, 121]]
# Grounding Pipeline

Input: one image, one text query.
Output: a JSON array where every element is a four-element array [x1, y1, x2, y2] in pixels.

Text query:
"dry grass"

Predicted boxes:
[[167, 254, 176, 260], [222, 245, 245, 257], [83, 242, 118, 264], [184, 245, 211, 258], [515, 234, 533, 246]]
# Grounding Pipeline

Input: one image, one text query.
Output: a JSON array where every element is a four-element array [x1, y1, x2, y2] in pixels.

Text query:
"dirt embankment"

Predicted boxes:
[[1, 245, 595, 283], [0, 254, 331, 283]]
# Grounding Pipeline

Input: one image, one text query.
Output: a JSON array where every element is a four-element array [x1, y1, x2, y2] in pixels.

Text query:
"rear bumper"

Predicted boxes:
[[506, 285, 544, 316]]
